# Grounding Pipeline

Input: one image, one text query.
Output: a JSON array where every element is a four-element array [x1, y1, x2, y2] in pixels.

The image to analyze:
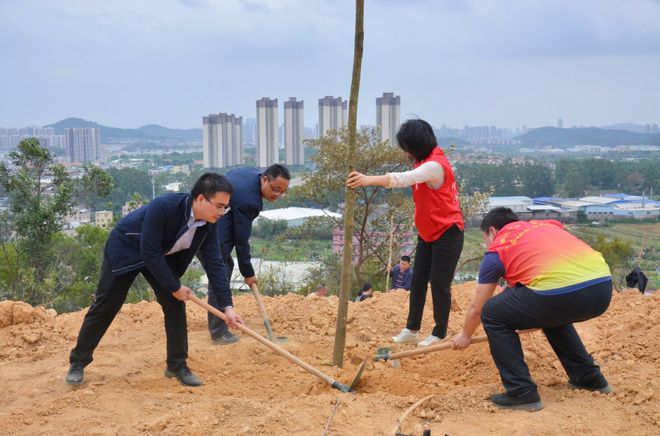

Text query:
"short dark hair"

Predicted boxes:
[[361, 282, 372, 292], [264, 164, 291, 181], [396, 119, 438, 162], [191, 172, 233, 198], [480, 207, 519, 232], [400, 255, 411, 263]]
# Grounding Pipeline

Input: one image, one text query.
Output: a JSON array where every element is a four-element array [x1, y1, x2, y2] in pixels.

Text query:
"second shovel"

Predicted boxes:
[[250, 282, 288, 344]]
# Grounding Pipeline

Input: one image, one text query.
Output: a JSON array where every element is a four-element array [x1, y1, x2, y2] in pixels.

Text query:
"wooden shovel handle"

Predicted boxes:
[[387, 335, 488, 360], [250, 283, 275, 341], [189, 294, 336, 386]]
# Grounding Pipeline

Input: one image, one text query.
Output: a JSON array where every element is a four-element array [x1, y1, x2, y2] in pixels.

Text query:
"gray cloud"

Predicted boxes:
[[177, 0, 210, 8], [0, 0, 658, 128]]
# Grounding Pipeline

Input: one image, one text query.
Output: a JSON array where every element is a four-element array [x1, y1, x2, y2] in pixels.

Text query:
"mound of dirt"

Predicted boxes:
[[1, 283, 658, 435], [0, 300, 57, 328]]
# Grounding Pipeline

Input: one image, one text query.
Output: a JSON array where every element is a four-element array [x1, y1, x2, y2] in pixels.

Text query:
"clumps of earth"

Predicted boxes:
[[1, 283, 658, 435]]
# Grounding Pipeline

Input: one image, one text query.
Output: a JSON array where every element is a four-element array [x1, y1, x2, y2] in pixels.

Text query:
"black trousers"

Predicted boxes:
[[208, 254, 234, 338], [406, 224, 464, 338], [481, 280, 612, 396], [69, 259, 188, 371]]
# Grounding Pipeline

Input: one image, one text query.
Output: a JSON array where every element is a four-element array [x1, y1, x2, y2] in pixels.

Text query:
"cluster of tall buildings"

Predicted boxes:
[[0, 127, 66, 151], [202, 92, 401, 169], [0, 126, 100, 164]]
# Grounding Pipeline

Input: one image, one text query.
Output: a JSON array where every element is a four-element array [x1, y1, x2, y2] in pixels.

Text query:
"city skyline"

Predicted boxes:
[[1, 1, 660, 129]]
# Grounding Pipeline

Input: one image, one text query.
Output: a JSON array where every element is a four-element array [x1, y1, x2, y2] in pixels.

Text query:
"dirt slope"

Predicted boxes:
[[1, 283, 658, 435]]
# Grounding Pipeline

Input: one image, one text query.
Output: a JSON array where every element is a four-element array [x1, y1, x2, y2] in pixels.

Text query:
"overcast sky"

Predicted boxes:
[[1, 0, 659, 130]]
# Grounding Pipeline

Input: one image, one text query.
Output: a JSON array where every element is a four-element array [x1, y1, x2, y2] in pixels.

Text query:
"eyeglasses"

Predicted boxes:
[[203, 195, 231, 213], [267, 179, 287, 197]]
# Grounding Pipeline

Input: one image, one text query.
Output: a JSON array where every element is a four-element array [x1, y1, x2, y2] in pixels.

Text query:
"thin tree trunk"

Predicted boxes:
[[385, 215, 395, 291], [332, 0, 364, 367]]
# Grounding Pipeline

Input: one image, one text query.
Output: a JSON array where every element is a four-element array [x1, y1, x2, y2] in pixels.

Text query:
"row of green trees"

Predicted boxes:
[[555, 158, 658, 197], [0, 139, 113, 308], [458, 157, 658, 198]]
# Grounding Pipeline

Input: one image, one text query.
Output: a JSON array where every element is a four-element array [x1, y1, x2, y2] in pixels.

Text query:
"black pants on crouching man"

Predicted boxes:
[[481, 280, 612, 396], [69, 259, 188, 372]]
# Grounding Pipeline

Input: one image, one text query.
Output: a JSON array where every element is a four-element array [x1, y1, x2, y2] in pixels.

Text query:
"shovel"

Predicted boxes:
[[189, 294, 356, 393], [250, 283, 288, 344], [374, 335, 488, 363]]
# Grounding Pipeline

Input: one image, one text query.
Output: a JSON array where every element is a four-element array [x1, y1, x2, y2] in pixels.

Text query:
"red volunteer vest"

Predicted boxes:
[[412, 147, 464, 242]]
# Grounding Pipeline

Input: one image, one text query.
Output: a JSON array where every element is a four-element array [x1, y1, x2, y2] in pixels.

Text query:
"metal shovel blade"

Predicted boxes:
[[374, 347, 392, 362], [349, 359, 367, 391]]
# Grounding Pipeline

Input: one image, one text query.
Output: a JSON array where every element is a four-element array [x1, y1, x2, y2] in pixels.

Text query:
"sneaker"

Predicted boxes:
[[418, 335, 442, 347], [65, 362, 84, 385], [490, 390, 544, 412], [211, 330, 240, 345], [391, 328, 419, 344], [568, 374, 612, 394], [165, 366, 203, 387]]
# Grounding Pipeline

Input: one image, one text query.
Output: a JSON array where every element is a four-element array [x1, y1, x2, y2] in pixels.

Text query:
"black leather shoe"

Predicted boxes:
[[165, 366, 203, 387], [569, 374, 612, 394], [490, 390, 544, 412], [211, 330, 240, 345], [65, 362, 84, 385]]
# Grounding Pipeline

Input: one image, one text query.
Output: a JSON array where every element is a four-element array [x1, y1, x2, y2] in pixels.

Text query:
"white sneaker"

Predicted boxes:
[[417, 335, 441, 347], [391, 328, 419, 344]]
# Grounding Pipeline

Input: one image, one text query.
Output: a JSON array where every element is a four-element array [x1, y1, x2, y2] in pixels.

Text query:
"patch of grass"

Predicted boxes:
[[251, 238, 332, 262]]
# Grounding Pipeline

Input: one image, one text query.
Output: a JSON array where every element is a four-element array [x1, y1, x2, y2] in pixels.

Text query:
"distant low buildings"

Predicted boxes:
[[535, 194, 659, 221], [484, 196, 577, 223], [63, 207, 92, 229], [94, 210, 113, 229]]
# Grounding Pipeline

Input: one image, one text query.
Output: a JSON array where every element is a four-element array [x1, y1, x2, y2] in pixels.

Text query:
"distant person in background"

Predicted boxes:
[[202, 164, 290, 345], [354, 282, 373, 302], [307, 283, 329, 298], [389, 255, 413, 292], [347, 119, 464, 348]]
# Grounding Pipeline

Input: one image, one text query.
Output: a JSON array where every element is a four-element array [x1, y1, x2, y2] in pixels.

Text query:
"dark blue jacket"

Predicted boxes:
[[390, 264, 413, 290], [218, 167, 263, 278], [105, 193, 232, 308]]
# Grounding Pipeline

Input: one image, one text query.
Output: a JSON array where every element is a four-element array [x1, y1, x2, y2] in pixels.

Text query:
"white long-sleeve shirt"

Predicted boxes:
[[386, 161, 444, 190]]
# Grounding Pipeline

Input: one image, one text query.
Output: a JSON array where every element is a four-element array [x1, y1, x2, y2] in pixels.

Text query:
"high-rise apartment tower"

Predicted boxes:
[[65, 127, 100, 163], [318, 96, 347, 138], [284, 97, 304, 166], [203, 113, 243, 168], [256, 98, 279, 167], [376, 92, 401, 145]]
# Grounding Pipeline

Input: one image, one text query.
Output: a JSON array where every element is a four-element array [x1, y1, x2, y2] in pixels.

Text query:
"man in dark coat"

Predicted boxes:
[[66, 173, 242, 387], [206, 164, 290, 344]]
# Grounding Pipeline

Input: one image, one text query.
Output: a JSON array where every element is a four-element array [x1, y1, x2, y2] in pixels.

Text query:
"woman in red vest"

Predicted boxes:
[[347, 119, 464, 347]]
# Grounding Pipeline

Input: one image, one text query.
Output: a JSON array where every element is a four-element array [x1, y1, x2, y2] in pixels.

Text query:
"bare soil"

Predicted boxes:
[[1, 283, 658, 435]]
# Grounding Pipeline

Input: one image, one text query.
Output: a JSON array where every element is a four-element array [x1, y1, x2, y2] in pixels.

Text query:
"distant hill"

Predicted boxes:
[[515, 127, 660, 148], [46, 118, 202, 142], [603, 123, 649, 134], [438, 137, 469, 147]]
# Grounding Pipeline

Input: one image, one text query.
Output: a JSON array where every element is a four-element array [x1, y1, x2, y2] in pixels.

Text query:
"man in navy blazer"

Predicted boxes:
[[206, 164, 290, 344], [66, 173, 243, 387]]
